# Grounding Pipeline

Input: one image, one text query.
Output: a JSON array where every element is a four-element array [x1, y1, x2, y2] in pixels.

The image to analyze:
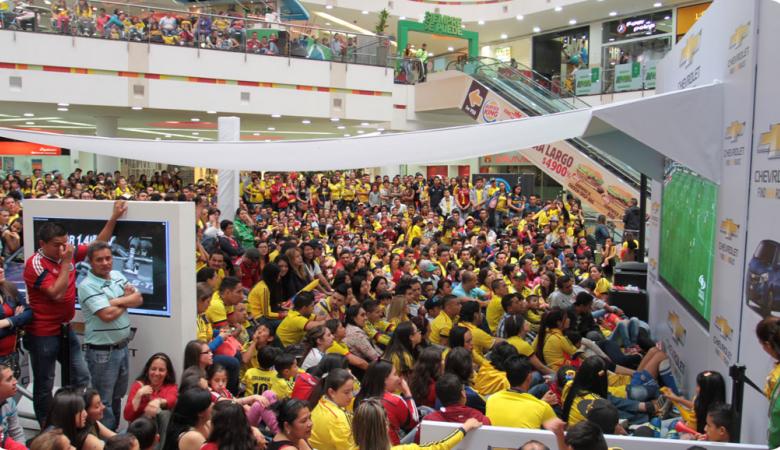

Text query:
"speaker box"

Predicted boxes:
[[608, 288, 649, 323], [614, 261, 648, 290]]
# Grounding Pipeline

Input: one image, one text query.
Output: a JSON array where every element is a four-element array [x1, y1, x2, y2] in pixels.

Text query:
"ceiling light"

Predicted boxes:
[[325, 4, 333, 9], [198, 138, 205, 142], [57, 103, 69, 107], [192, 132, 199, 136], [447, 46, 454, 51], [344, 134, 351, 137], [533, 26, 541, 32], [155, 137, 161, 141], [664, 15, 671, 20], [399, 16, 406, 20], [609, 11, 617, 16], [25, 121, 34, 125], [337, 125, 346, 130], [253, 132, 261, 136], [302, 120, 311, 124], [271, 114, 281, 118], [191, 118, 200, 122], [569, 19, 578, 25], [325, 22, 332, 25], [265, 139, 272, 142], [377, 128, 385, 132], [554, 6, 562, 12], [461, 24, 466, 28], [361, 10, 368, 14], [165, 134, 172, 138], [357, 130, 365, 134], [57, 108, 68, 112], [477, 20, 485, 25], [267, 127, 276, 131], [23, 113, 34, 117], [331, 117, 340, 122], [206, 110, 217, 114], [361, 122, 370, 126], [132, 106, 143, 110], [516, 14, 523, 20], [315, 11, 374, 35], [608, 38, 615, 42], [653, 2, 662, 7], [500, 33, 508, 39]]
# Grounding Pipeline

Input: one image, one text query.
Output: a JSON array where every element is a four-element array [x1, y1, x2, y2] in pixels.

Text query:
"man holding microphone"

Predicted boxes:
[[24, 200, 127, 426], [78, 240, 143, 431]]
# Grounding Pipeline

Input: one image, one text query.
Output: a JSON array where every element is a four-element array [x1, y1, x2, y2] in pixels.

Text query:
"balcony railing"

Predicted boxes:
[[0, 0, 393, 67]]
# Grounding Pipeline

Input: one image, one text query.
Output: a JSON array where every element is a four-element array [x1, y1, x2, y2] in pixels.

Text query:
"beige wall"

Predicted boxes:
[[482, 36, 532, 67]]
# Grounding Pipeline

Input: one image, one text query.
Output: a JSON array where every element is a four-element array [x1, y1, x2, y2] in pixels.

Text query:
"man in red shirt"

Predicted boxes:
[[23, 200, 127, 425], [414, 373, 490, 442]]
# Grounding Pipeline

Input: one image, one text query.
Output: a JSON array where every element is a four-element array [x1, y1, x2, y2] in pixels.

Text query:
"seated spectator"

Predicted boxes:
[[486, 356, 557, 429], [161, 387, 211, 450], [414, 373, 490, 441], [277, 292, 326, 347], [46, 387, 106, 450], [123, 353, 178, 423], [202, 400, 265, 450], [127, 416, 159, 450]]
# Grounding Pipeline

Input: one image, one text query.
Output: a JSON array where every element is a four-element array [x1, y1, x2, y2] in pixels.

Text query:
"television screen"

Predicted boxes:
[[32, 217, 171, 317], [659, 164, 717, 323]]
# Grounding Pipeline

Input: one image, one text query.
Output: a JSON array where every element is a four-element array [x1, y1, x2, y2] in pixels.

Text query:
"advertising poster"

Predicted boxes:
[[462, 80, 488, 120], [32, 217, 172, 317], [574, 67, 601, 96], [462, 79, 526, 124], [613, 62, 643, 92]]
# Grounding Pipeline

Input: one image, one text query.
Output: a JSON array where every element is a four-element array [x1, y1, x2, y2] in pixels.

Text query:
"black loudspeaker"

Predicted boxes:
[[614, 261, 648, 290], [608, 288, 649, 323]]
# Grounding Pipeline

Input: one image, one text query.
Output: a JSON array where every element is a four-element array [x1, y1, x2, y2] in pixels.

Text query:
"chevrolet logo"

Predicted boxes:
[[730, 22, 750, 49], [715, 315, 733, 338], [719, 218, 739, 238], [668, 310, 686, 344], [468, 89, 484, 108], [725, 121, 744, 143], [680, 31, 701, 68], [758, 123, 780, 154]]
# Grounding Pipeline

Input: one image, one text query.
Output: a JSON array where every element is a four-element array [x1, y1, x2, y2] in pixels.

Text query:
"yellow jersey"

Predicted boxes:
[[486, 295, 504, 334], [430, 313, 456, 345], [473, 362, 509, 396], [459, 322, 495, 356], [276, 310, 312, 347], [486, 389, 556, 429], [507, 336, 534, 357], [309, 398, 358, 450]]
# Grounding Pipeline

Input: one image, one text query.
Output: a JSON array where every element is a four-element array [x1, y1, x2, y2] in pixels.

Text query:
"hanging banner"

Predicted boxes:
[[574, 67, 601, 96], [614, 62, 643, 92], [462, 80, 526, 124]]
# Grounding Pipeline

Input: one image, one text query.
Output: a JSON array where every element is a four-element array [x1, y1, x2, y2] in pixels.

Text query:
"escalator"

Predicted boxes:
[[443, 57, 642, 224]]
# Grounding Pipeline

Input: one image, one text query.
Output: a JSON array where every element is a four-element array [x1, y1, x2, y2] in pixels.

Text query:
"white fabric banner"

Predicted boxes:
[[217, 117, 241, 221]]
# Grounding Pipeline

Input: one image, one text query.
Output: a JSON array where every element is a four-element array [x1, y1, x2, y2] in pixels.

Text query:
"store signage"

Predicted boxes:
[[461, 80, 487, 120], [480, 153, 531, 166], [0, 141, 63, 155], [574, 67, 601, 95], [614, 62, 642, 92], [618, 18, 657, 36], [422, 12, 462, 37]]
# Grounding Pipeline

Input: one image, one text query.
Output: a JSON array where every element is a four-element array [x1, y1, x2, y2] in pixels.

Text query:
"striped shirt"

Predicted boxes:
[[77, 270, 132, 345]]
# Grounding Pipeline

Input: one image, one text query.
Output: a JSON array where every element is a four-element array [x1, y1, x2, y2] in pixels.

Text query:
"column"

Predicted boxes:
[[94, 116, 120, 174], [217, 117, 241, 222]]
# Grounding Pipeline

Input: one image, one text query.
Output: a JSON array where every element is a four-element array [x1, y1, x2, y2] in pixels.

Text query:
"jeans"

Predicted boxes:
[[608, 318, 641, 347], [85, 346, 129, 430], [24, 329, 91, 425]]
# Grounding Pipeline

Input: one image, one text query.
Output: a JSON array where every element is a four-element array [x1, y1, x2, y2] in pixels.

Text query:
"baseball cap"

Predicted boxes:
[[418, 260, 436, 273]]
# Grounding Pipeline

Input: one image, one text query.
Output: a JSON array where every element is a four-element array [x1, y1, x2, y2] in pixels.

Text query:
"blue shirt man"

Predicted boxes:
[[77, 240, 143, 430]]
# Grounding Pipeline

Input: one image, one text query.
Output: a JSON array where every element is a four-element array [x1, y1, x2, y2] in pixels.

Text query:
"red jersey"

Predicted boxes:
[[414, 405, 490, 442], [23, 246, 87, 337], [382, 391, 418, 445]]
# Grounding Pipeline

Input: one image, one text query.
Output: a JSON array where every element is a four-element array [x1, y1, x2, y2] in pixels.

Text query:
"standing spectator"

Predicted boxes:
[[78, 240, 144, 430], [622, 198, 641, 237], [428, 177, 444, 213], [24, 200, 127, 426]]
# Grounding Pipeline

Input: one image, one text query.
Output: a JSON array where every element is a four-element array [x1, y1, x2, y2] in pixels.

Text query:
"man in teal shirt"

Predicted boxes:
[[78, 240, 143, 430]]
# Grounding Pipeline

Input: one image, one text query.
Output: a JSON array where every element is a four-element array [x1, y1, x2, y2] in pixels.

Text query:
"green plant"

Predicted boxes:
[[375, 9, 389, 35]]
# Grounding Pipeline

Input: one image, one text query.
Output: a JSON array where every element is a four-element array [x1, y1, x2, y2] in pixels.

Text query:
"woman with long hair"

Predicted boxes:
[[161, 387, 212, 450], [351, 398, 482, 450], [662, 370, 726, 434], [369, 276, 388, 299], [82, 388, 116, 441], [269, 399, 313, 450], [343, 305, 381, 364], [354, 360, 417, 445], [309, 368, 356, 450], [292, 353, 349, 405], [123, 353, 178, 422], [601, 236, 617, 277], [248, 262, 288, 329], [300, 325, 334, 371], [385, 295, 410, 328], [534, 309, 579, 371], [351, 276, 370, 303], [201, 400, 262, 450], [45, 387, 103, 450], [283, 247, 312, 300], [443, 347, 486, 413], [532, 271, 556, 301], [409, 347, 443, 408], [182, 340, 212, 375], [382, 321, 422, 379]]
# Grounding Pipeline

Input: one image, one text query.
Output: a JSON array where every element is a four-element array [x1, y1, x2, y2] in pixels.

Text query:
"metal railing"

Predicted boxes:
[[0, 0, 393, 67]]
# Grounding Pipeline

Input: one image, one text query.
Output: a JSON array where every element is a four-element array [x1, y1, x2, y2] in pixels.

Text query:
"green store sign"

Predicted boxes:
[[574, 67, 601, 95], [423, 12, 463, 37]]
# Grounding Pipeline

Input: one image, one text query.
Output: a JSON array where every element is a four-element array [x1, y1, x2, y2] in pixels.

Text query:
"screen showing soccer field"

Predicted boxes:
[[659, 165, 717, 322], [32, 217, 171, 317]]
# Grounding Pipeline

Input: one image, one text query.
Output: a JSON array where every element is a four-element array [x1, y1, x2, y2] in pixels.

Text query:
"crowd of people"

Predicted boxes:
[[0, 0, 373, 63], [0, 167, 773, 450]]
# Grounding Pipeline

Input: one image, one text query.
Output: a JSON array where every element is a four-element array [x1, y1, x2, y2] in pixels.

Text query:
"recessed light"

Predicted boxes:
[[57, 108, 68, 112], [198, 138, 205, 142], [447, 46, 454, 52], [191, 118, 200, 122], [357, 130, 365, 134], [533, 26, 541, 32], [664, 15, 671, 20], [265, 139, 272, 142], [500, 33, 508, 39], [609, 38, 615, 42], [377, 128, 385, 132], [302, 120, 311, 124], [23, 113, 34, 117], [192, 132, 199, 136], [361, 10, 368, 14], [325, 4, 333, 8], [25, 121, 34, 125], [165, 134, 172, 138], [399, 16, 406, 20], [461, 24, 466, 28], [155, 137, 161, 141], [267, 127, 276, 131], [325, 22, 331, 25], [653, 2, 662, 7], [515, 14, 523, 20], [344, 134, 351, 137], [253, 132, 261, 136], [331, 117, 340, 122], [132, 106, 143, 110], [554, 6, 562, 12], [361, 122, 370, 126], [57, 103, 69, 107], [206, 110, 216, 114], [477, 20, 485, 25], [609, 11, 617, 16], [271, 114, 282, 118], [569, 19, 577, 25], [337, 125, 346, 130]]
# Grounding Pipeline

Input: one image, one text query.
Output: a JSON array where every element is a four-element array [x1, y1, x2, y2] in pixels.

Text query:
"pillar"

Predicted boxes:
[[94, 116, 120, 174], [217, 117, 241, 222]]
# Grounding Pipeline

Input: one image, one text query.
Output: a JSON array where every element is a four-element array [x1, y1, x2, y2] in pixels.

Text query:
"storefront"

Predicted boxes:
[[675, 2, 712, 42], [531, 26, 589, 93], [478, 153, 562, 200], [601, 10, 673, 92], [0, 139, 71, 175]]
